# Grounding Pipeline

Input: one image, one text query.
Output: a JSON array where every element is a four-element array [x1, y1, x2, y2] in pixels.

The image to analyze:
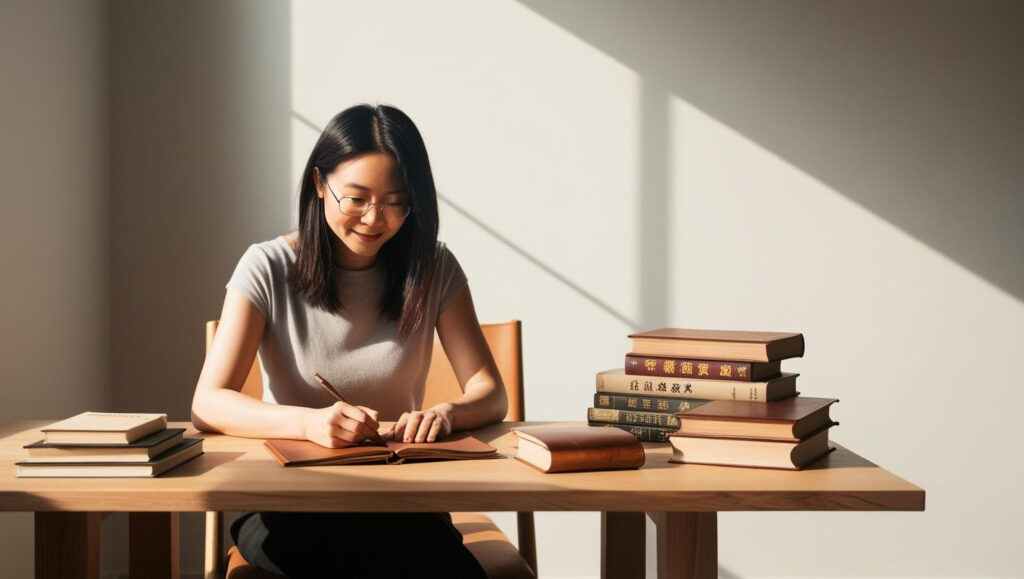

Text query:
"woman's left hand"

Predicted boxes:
[[388, 404, 453, 443]]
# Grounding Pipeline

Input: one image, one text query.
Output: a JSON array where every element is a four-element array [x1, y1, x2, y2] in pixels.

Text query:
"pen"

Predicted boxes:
[[313, 372, 388, 446]]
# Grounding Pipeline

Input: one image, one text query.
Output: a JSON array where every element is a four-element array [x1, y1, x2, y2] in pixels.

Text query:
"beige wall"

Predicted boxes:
[[106, 1, 291, 574], [1, 1, 1022, 577], [0, 0, 110, 576]]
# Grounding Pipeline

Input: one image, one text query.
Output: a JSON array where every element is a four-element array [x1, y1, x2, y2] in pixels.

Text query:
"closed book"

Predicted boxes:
[[589, 423, 676, 443], [16, 438, 203, 477], [628, 328, 805, 362], [596, 368, 798, 402], [514, 425, 645, 473], [41, 412, 168, 445], [23, 428, 186, 463], [593, 393, 710, 414], [668, 426, 835, 470], [264, 434, 498, 466], [675, 397, 839, 441], [625, 354, 781, 382], [587, 407, 681, 429]]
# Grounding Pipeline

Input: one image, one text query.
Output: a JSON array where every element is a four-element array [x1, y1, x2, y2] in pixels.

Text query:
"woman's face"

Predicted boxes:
[[316, 152, 409, 270]]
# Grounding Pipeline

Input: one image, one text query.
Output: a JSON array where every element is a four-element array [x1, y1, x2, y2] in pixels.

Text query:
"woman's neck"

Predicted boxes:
[[332, 238, 378, 271]]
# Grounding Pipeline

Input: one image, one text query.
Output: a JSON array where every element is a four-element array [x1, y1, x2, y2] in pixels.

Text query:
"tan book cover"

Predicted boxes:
[[628, 328, 805, 362], [674, 397, 839, 441], [596, 368, 798, 402], [513, 425, 645, 473], [41, 412, 168, 444], [668, 426, 835, 470], [264, 433, 498, 466]]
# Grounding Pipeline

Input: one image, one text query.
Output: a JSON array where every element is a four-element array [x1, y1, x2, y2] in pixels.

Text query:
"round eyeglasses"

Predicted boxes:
[[326, 181, 412, 220]]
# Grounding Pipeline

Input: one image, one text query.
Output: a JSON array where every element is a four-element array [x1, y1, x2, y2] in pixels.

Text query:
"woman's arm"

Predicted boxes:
[[391, 285, 509, 443], [190, 290, 382, 447]]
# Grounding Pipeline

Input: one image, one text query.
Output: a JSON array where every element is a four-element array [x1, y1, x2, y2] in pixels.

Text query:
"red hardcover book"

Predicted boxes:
[[625, 354, 781, 382]]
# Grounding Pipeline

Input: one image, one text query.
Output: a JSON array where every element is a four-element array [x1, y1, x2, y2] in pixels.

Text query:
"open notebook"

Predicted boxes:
[[264, 433, 499, 466]]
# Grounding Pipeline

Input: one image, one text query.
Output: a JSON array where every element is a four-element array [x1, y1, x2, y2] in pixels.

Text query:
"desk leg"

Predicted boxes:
[[35, 512, 101, 579], [129, 512, 180, 579], [601, 512, 646, 579], [647, 511, 717, 579]]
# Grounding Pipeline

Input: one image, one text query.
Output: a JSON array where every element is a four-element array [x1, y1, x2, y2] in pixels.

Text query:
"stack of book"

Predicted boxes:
[[588, 328, 806, 443], [668, 396, 838, 470], [16, 412, 203, 477]]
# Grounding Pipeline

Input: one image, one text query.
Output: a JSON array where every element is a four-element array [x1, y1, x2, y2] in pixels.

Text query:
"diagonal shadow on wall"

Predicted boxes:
[[518, 0, 1024, 304], [291, 111, 642, 329]]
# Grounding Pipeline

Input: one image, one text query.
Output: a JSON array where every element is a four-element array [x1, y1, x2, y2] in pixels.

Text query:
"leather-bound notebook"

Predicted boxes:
[[264, 433, 498, 466], [674, 397, 839, 441], [513, 425, 646, 473]]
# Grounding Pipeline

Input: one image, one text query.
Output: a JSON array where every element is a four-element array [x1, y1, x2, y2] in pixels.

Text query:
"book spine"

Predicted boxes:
[[597, 372, 777, 401], [593, 393, 710, 414], [590, 422, 675, 443], [588, 407, 681, 429], [624, 355, 772, 382]]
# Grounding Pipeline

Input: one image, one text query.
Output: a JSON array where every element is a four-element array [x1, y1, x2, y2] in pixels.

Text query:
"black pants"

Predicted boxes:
[[231, 511, 487, 578]]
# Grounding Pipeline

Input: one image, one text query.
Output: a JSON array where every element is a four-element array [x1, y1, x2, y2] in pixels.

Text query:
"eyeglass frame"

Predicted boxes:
[[324, 180, 413, 221]]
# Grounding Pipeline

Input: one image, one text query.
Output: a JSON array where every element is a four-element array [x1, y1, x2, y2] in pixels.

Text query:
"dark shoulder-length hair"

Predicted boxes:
[[290, 104, 440, 340]]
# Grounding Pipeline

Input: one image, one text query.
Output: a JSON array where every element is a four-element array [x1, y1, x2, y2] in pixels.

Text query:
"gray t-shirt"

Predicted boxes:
[[226, 236, 468, 420]]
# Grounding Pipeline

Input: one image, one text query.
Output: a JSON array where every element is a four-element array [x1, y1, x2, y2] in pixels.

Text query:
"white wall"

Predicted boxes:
[[0, 0, 111, 576], [1, 0, 1021, 577], [291, 1, 1024, 577]]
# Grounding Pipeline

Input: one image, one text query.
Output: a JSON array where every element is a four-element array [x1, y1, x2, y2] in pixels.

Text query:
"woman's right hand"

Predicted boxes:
[[303, 402, 382, 448]]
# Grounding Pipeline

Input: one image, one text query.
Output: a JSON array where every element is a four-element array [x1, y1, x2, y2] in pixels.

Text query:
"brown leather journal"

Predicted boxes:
[[513, 426, 646, 473], [264, 433, 498, 466], [674, 397, 839, 441]]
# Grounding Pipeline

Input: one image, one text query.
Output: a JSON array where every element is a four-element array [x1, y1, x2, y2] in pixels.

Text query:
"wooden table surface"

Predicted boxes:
[[0, 420, 924, 514]]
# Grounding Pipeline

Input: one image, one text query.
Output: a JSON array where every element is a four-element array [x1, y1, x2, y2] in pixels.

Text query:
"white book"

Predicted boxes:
[[41, 412, 168, 444], [595, 369, 798, 402]]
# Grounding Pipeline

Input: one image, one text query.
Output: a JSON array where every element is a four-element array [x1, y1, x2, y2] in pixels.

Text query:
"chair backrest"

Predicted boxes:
[[205, 319, 524, 421], [422, 320, 524, 421]]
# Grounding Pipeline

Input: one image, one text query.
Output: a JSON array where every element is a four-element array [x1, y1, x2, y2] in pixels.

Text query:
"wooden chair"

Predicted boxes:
[[203, 319, 536, 579]]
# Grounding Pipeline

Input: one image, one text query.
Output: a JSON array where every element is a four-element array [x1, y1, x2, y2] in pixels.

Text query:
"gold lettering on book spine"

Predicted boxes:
[[656, 399, 670, 411], [719, 365, 732, 378], [591, 408, 619, 421], [644, 359, 656, 372], [597, 395, 610, 406], [697, 363, 709, 376], [641, 398, 652, 410], [662, 360, 676, 374], [627, 397, 638, 409], [675, 400, 691, 412], [737, 366, 748, 378], [680, 362, 693, 375]]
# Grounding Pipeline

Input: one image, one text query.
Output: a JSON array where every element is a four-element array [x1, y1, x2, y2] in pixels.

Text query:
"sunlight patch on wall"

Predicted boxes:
[[668, 91, 1024, 577]]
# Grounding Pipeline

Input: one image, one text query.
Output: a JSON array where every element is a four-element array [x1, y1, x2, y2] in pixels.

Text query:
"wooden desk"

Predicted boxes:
[[0, 421, 924, 579]]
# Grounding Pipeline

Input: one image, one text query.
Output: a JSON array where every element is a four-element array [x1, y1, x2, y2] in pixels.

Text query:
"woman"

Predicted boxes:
[[191, 104, 506, 578]]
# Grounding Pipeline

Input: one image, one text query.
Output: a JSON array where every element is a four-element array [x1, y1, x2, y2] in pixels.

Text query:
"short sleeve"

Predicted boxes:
[[226, 244, 274, 320], [435, 243, 468, 313]]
